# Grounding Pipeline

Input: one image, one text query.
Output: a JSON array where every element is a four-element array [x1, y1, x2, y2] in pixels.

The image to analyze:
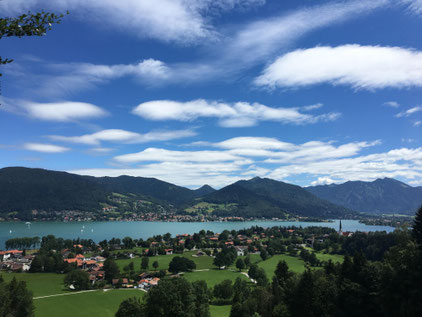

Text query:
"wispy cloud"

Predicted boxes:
[[132, 99, 340, 127], [2, 0, 390, 96], [383, 101, 400, 108], [255, 45, 422, 90], [113, 148, 249, 164], [401, 0, 422, 15], [396, 106, 422, 117], [1, 97, 108, 122], [50, 129, 196, 145], [23, 143, 70, 153], [0, 0, 265, 44]]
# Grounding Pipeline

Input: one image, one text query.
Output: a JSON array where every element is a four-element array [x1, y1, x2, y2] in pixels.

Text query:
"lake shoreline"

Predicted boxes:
[[0, 219, 394, 249]]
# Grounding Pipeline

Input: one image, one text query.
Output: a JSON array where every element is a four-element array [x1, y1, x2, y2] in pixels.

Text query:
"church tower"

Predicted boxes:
[[338, 220, 343, 235]]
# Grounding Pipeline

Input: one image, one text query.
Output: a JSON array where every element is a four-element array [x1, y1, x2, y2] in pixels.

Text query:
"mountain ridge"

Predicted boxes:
[[307, 178, 422, 215]]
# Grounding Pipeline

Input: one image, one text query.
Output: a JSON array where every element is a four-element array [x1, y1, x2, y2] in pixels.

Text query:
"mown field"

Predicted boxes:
[[183, 269, 249, 287], [1, 272, 68, 297], [35, 289, 145, 317], [210, 304, 231, 317]]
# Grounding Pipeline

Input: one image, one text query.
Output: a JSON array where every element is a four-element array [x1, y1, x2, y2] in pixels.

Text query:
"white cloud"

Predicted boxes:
[[68, 136, 422, 188], [310, 177, 336, 186], [50, 129, 196, 145], [402, 0, 422, 14], [23, 143, 70, 153], [396, 106, 422, 117], [1, 98, 108, 122], [255, 45, 422, 90], [414, 121, 422, 126], [132, 99, 340, 127], [383, 101, 400, 108], [113, 148, 248, 164], [0, 0, 264, 44], [70, 162, 248, 188], [268, 147, 422, 186], [223, 0, 388, 66]]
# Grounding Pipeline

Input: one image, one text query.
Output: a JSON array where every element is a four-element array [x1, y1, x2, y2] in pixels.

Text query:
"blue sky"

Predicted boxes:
[[1, 0, 422, 188]]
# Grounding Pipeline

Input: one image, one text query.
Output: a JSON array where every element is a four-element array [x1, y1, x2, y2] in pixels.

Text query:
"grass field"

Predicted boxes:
[[34, 289, 144, 317], [0, 273, 68, 297], [116, 251, 215, 272], [210, 305, 231, 317], [314, 252, 344, 263], [183, 269, 249, 287], [258, 254, 307, 278]]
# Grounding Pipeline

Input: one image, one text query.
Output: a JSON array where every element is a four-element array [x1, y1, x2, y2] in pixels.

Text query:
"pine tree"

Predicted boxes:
[[413, 205, 422, 247]]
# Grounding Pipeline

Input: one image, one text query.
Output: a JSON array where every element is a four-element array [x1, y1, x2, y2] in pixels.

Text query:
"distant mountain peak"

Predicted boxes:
[[307, 177, 421, 215], [193, 184, 216, 197]]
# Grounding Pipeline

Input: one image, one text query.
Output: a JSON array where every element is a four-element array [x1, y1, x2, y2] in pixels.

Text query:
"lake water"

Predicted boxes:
[[0, 220, 394, 249]]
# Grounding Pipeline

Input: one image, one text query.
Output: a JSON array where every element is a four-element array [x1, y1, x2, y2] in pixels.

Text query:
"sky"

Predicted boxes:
[[1, 0, 422, 189]]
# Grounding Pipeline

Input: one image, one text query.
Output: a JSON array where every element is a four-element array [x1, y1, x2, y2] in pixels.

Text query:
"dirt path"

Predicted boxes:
[[34, 290, 98, 299], [34, 288, 146, 299]]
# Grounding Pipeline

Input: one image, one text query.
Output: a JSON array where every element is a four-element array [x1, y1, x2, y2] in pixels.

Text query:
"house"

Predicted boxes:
[[234, 246, 248, 256], [164, 249, 173, 255], [139, 272, 154, 280]]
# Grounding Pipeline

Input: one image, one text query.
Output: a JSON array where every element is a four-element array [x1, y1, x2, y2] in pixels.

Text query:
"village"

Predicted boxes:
[[0, 224, 354, 293]]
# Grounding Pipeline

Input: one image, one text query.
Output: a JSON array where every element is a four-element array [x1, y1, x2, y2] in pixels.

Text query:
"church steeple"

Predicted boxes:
[[339, 219, 343, 235]]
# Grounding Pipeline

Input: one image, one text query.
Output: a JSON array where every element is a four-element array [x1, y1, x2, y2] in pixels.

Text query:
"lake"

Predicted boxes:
[[0, 220, 395, 249]]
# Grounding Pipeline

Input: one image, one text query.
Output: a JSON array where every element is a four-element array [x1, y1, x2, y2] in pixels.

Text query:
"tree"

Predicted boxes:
[[260, 249, 268, 261], [192, 280, 210, 317], [0, 277, 35, 316], [0, 11, 67, 76], [168, 256, 196, 274], [144, 278, 196, 317], [244, 255, 251, 267], [235, 258, 245, 272], [213, 248, 236, 269], [104, 258, 120, 282], [29, 256, 43, 272], [115, 297, 145, 317], [64, 270, 90, 291], [413, 205, 422, 247], [141, 257, 149, 271], [232, 277, 250, 304], [213, 280, 233, 300], [122, 237, 135, 249], [152, 261, 159, 271]]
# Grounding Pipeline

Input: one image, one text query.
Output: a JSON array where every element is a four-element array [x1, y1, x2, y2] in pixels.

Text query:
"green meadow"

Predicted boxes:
[[210, 304, 231, 317], [183, 269, 249, 287], [34, 289, 145, 317], [1, 273, 68, 297]]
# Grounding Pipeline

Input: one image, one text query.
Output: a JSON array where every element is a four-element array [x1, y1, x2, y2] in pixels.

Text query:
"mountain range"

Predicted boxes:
[[0, 167, 420, 220], [307, 178, 422, 215]]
